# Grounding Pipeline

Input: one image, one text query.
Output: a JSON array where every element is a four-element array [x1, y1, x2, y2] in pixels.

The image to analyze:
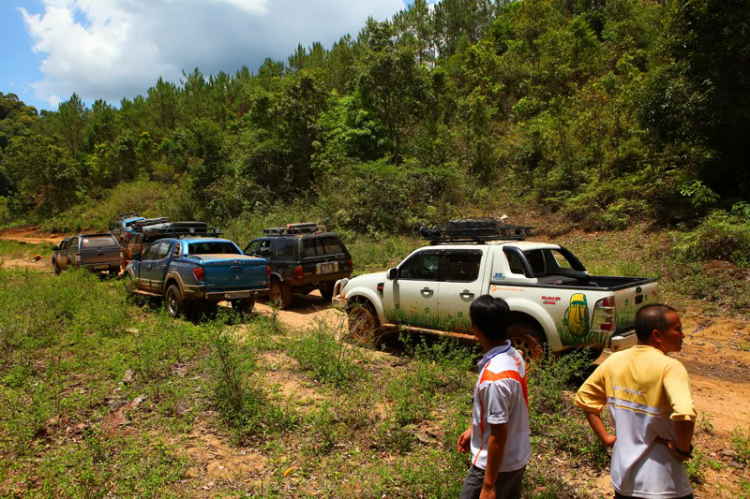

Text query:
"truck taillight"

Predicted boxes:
[[266, 265, 271, 281], [591, 296, 616, 334], [119, 248, 124, 260], [193, 267, 205, 282], [295, 265, 304, 279], [76, 253, 81, 264], [348, 258, 354, 270]]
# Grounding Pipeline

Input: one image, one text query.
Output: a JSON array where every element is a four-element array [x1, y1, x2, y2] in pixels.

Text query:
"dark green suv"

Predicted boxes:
[[244, 223, 353, 308]]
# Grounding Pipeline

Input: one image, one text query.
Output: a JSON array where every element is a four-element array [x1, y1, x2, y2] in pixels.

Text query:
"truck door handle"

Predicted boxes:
[[160, 265, 167, 270], [421, 287, 434, 295], [460, 291, 475, 299], [146, 265, 152, 270]]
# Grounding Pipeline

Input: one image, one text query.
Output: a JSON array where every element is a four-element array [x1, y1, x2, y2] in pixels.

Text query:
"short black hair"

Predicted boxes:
[[634, 303, 677, 342], [470, 295, 510, 341]]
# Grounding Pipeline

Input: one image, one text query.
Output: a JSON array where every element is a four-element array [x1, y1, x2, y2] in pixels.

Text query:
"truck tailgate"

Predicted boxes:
[[199, 255, 267, 291], [614, 280, 659, 333], [79, 247, 120, 265]]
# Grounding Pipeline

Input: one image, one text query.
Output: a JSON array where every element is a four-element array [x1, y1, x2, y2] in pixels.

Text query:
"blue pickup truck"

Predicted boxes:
[[124, 237, 269, 317]]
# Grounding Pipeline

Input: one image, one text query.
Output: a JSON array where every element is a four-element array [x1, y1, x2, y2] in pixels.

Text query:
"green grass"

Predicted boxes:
[[3, 237, 743, 496]]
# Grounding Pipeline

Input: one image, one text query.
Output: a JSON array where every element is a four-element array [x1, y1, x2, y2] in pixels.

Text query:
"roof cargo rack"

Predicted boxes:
[[117, 213, 142, 220], [131, 217, 170, 229], [419, 218, 533, 244], [138, 221, 221, 238], [263, 222, 325, 235]]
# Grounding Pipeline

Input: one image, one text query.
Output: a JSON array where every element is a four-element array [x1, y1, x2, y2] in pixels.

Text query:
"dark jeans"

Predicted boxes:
[[615, 492, 693, 499], [460, 464, 525, 499]]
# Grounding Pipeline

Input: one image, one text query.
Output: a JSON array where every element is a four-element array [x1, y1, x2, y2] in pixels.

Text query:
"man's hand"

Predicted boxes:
[[479, 483, 496, 499], [457, 427, 472, 453], [583, 410, 616, 447], [656, 437, 691, 462]]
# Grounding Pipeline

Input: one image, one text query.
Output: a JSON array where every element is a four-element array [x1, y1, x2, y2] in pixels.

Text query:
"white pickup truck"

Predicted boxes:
[[332, 222, 657, 362]]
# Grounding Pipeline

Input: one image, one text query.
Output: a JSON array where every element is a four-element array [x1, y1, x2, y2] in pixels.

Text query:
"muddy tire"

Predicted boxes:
[[269, 279, 292, 309], [232, 298, 255, 313], [508, 322, 546, 364], [165, 284, 184, 318], [54, 262, 61, 275], [347, 301, 382, 345], [319, 282, 334, 301]]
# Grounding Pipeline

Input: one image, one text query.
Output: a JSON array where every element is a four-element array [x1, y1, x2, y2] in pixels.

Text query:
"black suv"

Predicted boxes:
[[244, 223, 353, 308]]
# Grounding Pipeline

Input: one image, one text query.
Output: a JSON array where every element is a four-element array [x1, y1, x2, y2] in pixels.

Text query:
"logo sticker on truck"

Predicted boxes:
[[542, 296, 561, 305]]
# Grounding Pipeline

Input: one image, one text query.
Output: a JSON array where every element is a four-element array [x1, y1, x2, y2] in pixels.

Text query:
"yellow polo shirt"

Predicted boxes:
[[575, 345, 697, 499]]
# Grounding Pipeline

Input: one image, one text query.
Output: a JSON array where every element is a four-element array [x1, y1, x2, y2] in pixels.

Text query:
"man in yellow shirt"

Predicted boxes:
[[575, 304, 696, 499]]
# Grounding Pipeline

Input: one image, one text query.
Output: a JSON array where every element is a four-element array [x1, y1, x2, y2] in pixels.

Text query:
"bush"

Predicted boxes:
[[320, 159, 466, 234], [677, 211, 750, 266], [288, 321, 366, 387]]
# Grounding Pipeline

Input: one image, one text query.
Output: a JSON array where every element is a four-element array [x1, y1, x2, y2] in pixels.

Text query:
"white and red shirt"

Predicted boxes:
[[469, 341, 531, 471]]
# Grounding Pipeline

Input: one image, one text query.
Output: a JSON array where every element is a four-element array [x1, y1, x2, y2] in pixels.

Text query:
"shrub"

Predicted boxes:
[[288, 321, 366, 387], [676, 210, 750, 266]]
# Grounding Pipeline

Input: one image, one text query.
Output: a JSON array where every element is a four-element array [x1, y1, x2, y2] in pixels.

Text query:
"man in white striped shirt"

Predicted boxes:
[[458, 295, 531, 499]]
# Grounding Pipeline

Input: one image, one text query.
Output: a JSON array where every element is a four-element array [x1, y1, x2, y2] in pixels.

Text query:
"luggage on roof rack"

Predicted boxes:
[[131, 217, 170, 230], [117, 213, 142, 220], [263, 222, 325, 235], [419, 218, 533, 244]]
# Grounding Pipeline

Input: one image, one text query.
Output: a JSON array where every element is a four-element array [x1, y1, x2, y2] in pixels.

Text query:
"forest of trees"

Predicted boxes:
[[0, 0, 748, 239]]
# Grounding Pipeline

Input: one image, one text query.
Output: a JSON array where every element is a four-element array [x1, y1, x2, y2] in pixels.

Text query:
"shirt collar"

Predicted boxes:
[[477, 340, 512, 370]]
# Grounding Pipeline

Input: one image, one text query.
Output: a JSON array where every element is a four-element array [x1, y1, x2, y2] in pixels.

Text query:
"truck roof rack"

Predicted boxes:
[[117, 213, 142, 220], [138, 221, 221, 238], [263, 222, 326, 235], [420, 218, 533, 244], [132, 217, 171, 229]]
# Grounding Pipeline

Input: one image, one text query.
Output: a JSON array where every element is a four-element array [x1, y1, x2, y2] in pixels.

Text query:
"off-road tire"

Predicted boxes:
[[165, 284, 184, 318], [507, 322, 546, 364], [232, 298, 255, 313], [347, 302, 382, 345], [319, 282, 334, 301], [54, 262, 61, 275], [269, 279, 292, 309]]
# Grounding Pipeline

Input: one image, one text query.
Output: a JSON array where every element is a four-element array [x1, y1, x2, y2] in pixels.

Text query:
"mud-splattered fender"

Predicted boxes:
[[342, 287, 386, 325], [501, 297, 564, 352]]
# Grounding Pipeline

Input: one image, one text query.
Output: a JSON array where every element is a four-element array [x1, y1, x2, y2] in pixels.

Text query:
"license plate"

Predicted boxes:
[[94, 264, 108, 270], [316, 262, 338, 274], [225, 291, 251, 299]]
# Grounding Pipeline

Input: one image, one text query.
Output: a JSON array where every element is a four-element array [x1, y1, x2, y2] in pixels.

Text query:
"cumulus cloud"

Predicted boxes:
[[20, 0, 405, 108]]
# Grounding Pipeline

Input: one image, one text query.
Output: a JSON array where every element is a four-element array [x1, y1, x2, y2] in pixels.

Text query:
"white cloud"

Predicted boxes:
[[20, 0, 405, 108]]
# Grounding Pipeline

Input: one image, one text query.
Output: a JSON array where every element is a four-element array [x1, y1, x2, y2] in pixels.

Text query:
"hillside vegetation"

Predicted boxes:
[[1, 0, 749, 266]]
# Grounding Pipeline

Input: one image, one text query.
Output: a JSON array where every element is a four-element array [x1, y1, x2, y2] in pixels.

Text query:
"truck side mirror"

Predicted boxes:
[[387, 268, 398, 281], [52, 245, 59, 251], [132, 253, 142, 261]]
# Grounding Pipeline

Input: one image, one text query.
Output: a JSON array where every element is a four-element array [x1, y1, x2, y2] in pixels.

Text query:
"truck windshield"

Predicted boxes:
[[188, 242, 241, 255], [81, 236, 119, 248]]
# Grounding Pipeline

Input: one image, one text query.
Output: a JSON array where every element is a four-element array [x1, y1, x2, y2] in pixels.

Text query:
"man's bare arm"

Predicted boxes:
[[583, 410, 616, 447], [481, 423, 508, 499]]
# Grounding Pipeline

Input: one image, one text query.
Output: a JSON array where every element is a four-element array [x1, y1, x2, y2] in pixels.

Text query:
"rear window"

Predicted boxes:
[[274, 239, 296, 259], [302, 237, 345, 257], [188, 242, 241, 255], [81, 236, 118, 249]]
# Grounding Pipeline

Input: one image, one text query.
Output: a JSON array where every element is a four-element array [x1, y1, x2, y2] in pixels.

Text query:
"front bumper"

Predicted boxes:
[[610, 331, 638, 352], [331, 278, 350, 310]]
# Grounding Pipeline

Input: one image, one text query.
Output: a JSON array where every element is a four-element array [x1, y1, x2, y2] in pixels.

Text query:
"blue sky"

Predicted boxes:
[[1, 0, 416, 112], [1, 1, 45, 110]]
